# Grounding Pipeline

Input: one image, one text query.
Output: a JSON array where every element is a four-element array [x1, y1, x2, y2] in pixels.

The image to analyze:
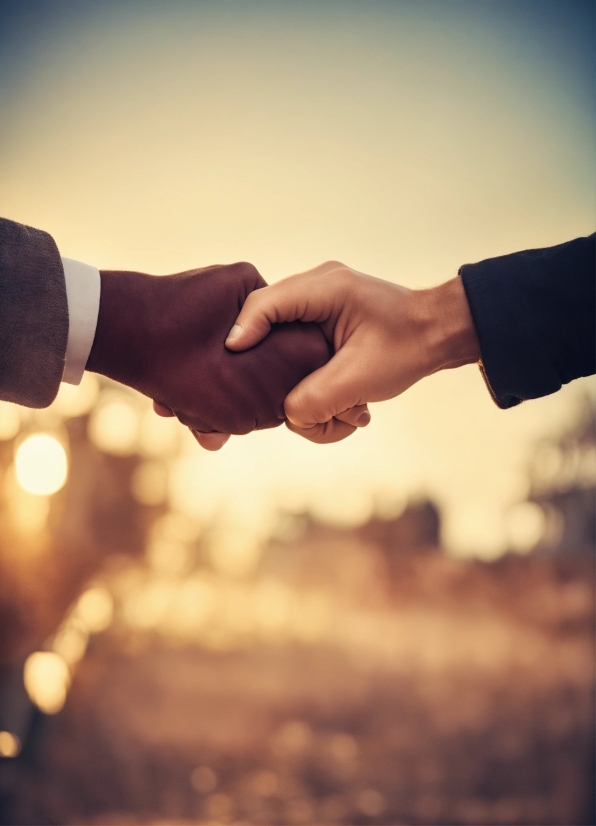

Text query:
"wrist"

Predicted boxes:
[[86, 270, 159, 387], [418, 275, 480, 375]]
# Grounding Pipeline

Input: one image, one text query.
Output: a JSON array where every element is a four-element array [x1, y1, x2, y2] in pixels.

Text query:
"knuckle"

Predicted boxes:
[[240, 289, 265, 319], [283, 392, 303, 423], [318, 262, 354, 291], [285, 383, 327, 426], [232, 261, 265, 287], [288, 420, 355, 444], [337, 267, 357, 287]]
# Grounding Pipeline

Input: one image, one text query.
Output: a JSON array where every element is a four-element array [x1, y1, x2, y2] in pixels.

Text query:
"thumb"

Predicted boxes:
[[284, 346, 365, 430], [225, 279, 310, 351]]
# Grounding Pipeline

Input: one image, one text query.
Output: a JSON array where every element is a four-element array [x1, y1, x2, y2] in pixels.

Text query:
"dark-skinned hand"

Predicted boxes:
[[86, 262, 369, 449]]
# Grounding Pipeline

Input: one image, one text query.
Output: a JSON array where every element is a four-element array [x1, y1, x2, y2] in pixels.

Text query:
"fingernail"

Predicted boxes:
[[358, 411, 371, 426], [226, 324, 242, 343]]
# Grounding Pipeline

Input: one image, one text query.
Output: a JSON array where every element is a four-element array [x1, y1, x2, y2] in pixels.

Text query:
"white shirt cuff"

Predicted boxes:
[[61, 257, 101, 385]]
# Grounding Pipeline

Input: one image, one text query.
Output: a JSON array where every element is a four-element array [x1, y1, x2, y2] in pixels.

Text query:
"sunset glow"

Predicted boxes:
[[1, 1, 594, 556]]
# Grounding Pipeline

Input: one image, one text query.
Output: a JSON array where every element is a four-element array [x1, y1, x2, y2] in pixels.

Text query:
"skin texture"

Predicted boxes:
[[86, 262, 347, 446], [225, 261, 481, 444]]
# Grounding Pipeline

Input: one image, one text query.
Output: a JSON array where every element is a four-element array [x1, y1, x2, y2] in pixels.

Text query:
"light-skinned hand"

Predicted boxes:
[[225, 261, 481, 444]]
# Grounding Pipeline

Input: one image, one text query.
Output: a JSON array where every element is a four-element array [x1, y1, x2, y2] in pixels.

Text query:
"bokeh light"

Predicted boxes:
[[160, 575, 217, 638], [74, 587, 114, 634], [52, 624, 88, 665], [356, 788, 387, 818], [23, 652, 70, 715], [138, 409, 179, 458], [208, 523, 262, 578], [0, 4, 593, 823], [146, 513, 200, 574], [271, 720, 313, 757], [0, 0, 594, 556], [15, 434, 68, 496], [52, 373, 99, 418], [123, 578, 177, 630], [147, 536, 193, 576], [0, 402, 21, 441], [88, 394, 139, 456], [190, 765, 218, 794], [507, 502, 546, 553], [0, 731, 21, 759], [131, 460, 168, 506], [4, 465, 51, 534], [250, 769, 278, 797]]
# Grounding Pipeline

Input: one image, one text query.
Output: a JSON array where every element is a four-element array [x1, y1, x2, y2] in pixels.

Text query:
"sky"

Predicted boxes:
[[0, 0, 594, 557]]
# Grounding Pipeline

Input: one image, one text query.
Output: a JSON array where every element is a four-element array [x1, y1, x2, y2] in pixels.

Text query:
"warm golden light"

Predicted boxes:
[[208, 524, 262, 579], [131, 460, 168, 506], [507, 502, 546, 553], [146, 513, 199, 573], [88, 395, 139, 455], [123, 579, 176, 629], [0, 402, 21, 441], [147, 537, 192, 576], [23, 652, 70, 715], [75, 587, 114, 633], [138, 409, 179, 458], [52, 373, 99, 418], [0, 0, 593, 558], [162, 576, 217, 636], [52, 624, 88, 665], [4, 465, 51, 535], [252, 579, 293, 637], [0, 5, 592, 824], [15, 434, 68, 496], [153, 512, 201, 544], [0, 731, 21, 758]]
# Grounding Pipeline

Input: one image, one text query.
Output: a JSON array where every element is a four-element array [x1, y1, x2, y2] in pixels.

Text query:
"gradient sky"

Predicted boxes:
[[1, 0, 594, 556]]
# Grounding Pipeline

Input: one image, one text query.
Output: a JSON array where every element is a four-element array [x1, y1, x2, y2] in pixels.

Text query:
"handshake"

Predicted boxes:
[[86, 259, 481, 449], [2, 218, 591, 444]]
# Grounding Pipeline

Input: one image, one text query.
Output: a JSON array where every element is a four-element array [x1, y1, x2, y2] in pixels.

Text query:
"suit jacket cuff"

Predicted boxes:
[[0, 218, 69, 408], [459, 234, 596, 409]]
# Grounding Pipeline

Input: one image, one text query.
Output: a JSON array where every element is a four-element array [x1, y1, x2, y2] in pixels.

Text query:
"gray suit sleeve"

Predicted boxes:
[[0, 218, 68, 407]]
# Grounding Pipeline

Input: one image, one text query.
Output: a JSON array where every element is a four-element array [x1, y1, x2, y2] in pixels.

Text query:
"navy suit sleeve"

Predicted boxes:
[[459, 234, 595, 409]]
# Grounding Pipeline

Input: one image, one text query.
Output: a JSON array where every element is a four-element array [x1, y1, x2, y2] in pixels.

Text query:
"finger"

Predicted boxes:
[[191, 431, 231, 451], [225, 277, 318, 352], [224, 288, 274, 351], [285, 418, 356, 444], [334, 404, 371, 428], [153, 401, 175, 417], [284, 346, 367, 430]]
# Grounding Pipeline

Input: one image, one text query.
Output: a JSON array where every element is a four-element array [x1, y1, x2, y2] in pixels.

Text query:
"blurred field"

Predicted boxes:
[[0, 381, 593, 825], [0, 554, 593, 825]]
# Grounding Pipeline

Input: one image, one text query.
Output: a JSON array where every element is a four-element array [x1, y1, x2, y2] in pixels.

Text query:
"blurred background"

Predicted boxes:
[[0, 1, 594, 824]]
